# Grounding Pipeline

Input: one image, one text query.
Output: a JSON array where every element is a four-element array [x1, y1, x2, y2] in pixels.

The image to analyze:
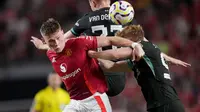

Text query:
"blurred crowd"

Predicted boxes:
[[0, 0, 199, 112]]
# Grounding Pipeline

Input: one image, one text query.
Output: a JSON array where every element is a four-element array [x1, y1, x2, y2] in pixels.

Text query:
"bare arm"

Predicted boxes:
[[88, 38, 144, 61], [64, 30, 75, 39], [31, 30, 75, 50], [161, 53, 175, 62], [161, 53, 191, 67], [98, 59, 132, 72], [96, 36, 136, 48], [88, 47, 132, 60], [31, 36, 50, 50]]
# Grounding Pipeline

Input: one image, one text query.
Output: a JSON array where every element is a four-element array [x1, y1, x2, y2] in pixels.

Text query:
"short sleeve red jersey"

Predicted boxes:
[[47, 36, 107, 100]]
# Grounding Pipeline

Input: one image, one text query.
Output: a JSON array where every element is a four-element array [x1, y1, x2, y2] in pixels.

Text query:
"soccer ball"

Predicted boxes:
[[109, 1, 134, 25]]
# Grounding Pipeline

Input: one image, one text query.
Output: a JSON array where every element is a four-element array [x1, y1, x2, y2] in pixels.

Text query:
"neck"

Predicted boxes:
[[50, 86, 59, 91], [94, 2, 110, 10], [53, 87, 59, 91], [143, 37, 148, 41]]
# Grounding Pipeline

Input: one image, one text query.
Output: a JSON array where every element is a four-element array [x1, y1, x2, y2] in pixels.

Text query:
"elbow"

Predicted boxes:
[[101, 65, 114, 72], [98, 59, 115, 72], [104, 64, 113, 70]]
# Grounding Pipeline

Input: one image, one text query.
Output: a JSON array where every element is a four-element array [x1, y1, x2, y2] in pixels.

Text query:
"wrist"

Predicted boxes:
[[39, 44, 49, 50], [131, 42, 139, 49]]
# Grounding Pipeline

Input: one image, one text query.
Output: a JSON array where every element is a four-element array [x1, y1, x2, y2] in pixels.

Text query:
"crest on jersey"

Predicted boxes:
[[60, 63, 67, 73], [65, 49, 72, 57]]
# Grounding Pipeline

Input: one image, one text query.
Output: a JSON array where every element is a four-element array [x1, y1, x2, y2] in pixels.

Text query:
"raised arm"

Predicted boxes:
[[88, 36, 144, 61], [88, 47, 132, 60], [31, 36, 49, 50], [64, 30, 76, 39], [96, 36, 137, 48], [31, 30, 75, 50], [161, 53, 191, 67]]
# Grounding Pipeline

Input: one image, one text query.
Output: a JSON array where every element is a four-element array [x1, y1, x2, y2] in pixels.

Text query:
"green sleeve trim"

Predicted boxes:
[[71, 28, 80, 36], [143, 55, 156, 76], [126, 59, 134, 70], [83, 33, 87, 36]]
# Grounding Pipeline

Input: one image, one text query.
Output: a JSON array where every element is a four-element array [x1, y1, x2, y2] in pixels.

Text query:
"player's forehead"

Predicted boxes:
[[48, 73, 59, 79], [45, 29, 62, 40]]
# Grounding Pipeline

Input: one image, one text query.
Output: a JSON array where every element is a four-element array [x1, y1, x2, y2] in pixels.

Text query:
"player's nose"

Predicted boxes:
[[53, 40, 60, 48], [55, 39, 59, 45]]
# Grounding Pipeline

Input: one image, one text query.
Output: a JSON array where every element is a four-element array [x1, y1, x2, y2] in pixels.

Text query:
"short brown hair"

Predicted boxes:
[[40, 18, 61, 36], [115, 25, 144, 41]]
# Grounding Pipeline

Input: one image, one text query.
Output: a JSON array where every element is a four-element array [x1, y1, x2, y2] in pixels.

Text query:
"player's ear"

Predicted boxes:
[[92, 0, 97, 7], [61, 29, 64, 34]]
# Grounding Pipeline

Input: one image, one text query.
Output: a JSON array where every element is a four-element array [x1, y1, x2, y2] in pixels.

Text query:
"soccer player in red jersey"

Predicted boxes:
[[33, 18, 144, 112]]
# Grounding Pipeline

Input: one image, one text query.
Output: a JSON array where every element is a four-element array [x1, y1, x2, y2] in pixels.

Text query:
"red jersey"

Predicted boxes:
[[46, 36, 107, 100]]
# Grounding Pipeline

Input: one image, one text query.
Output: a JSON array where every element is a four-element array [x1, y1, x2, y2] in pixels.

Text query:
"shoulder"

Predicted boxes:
[[67, 38, 83, 45], [34, 88, 47, 99], [46, 50, 56, 56], [78, 36, 94, 39], [73, 36, 94, 42], [77, 13, 90, 22], [83, 13, 89, 17], [46, 50, 57, 62], [77, 36, 97, 43], [80, 10, 104, 19], [141, 41, 161, 59], [94, 7, 109, 13], [80, 8, 108, 20], [141, 41, 155, 51]]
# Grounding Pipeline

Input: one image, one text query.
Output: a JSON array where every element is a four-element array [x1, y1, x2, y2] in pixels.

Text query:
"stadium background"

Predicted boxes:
[[0, 0, 199, 112]]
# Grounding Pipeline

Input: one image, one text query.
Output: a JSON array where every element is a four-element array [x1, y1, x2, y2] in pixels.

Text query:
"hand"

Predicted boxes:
[[133, 44, 145, 61], [171, 59, 191, 67], [162, 53, 191, 68], [30, 36, 49, 50]]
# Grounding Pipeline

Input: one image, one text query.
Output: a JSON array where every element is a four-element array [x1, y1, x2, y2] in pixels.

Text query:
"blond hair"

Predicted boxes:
[[115, 25, 144, 42], [89, 0, 110, 3]]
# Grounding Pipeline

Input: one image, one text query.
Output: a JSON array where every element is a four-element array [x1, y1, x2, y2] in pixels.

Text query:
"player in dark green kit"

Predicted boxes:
[[88, 25, 190, 112]]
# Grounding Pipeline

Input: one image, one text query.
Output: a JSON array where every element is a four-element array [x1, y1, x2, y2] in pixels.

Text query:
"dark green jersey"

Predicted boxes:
[[127, 41, 179, 110]]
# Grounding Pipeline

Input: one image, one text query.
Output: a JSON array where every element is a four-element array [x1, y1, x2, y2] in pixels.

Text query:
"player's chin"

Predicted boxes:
[[54, 48, 62, 53]]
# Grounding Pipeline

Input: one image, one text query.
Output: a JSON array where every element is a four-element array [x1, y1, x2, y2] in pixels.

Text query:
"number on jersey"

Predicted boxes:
[[160, 53, 171, 79], [160, 53, 169, 69], [91, 25, 122, 51]]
